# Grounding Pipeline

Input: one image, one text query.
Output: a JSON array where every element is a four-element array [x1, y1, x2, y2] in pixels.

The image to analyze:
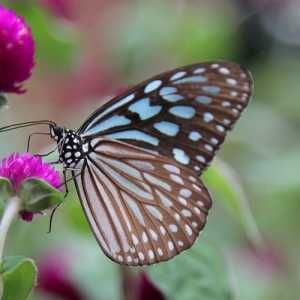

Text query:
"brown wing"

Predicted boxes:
[[72, 139, 212, 266]]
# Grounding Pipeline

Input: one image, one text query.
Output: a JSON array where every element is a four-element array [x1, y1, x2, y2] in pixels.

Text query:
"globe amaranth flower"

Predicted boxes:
[[0, 153, 61, 221], [0, 5, 35, 93]]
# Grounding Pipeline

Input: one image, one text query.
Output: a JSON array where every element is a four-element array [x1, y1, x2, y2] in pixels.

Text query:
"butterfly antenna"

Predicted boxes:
[[0, 120, 56, 133]]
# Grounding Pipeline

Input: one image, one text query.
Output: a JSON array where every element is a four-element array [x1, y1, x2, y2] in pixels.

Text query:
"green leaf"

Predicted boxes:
[[203, 159, 262, 246], [18, 178, 63, 212], [148, 242, 233, 300], [0, 177, 14, 206], [0, 256, 37, 300]]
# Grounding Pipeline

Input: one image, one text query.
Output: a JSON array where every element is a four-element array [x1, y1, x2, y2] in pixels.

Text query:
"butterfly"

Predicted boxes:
[[1, 61, 252, 266]]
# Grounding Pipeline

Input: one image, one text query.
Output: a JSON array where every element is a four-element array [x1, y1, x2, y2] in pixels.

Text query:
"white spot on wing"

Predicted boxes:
[[196, 155, 206, 163], [132, 233, 139, 245], [185, 224, 193, 236], [189, 131, 202, 141], [170, 71, 186, 81], [193, 67, 206, 74], [169, 224, 178, 232], [168, 241, 174, 251], [203, 112, 214, 122], [170, 174, 184, 185], [164, 164, 180, 174], [150, 229, 158, 240], [154, 121, 179, 136], [226, 78, 237, 85], [180, 188, 192, 198], [181, 209, 192, 217], [172, 148, 190, 165], [219, 67, 230, 75], [169, 106, 196, 119], [144, 80, 162, 93]]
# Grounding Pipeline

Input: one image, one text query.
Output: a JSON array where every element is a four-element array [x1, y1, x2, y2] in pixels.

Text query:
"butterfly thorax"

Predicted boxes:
[[50, 125, 85, 168]]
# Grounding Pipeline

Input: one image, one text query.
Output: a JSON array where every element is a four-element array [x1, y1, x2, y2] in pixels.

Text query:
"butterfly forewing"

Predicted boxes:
[[72, 139, 212, 266], [78, 61, 252, 175]]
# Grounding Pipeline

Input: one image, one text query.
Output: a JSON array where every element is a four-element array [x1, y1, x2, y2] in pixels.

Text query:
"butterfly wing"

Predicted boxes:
[[78, 61, 252, 175], [72, 139, 212, 266]]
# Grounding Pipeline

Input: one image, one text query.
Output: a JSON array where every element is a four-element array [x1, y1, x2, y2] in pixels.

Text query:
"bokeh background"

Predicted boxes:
[[1, 0, 300, 299]]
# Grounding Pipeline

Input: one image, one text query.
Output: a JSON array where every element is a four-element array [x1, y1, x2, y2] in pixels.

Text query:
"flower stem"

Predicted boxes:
[[0, 197, 21, 261]]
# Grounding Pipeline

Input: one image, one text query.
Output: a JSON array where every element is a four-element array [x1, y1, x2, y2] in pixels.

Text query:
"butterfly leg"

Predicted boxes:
[[26, 132, 50, 152], [62, 169, 69, 199], [47, 170, 68, 233]]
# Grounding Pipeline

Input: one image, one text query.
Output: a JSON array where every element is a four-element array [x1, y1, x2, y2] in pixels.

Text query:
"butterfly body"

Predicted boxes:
[[44, 61, 252, 266], [50, 126, 85, 168]]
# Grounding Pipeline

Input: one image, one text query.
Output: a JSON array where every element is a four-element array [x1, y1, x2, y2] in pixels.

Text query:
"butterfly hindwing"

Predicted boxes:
[[78, 61, 252, 175], [72, 139, 212, 266]]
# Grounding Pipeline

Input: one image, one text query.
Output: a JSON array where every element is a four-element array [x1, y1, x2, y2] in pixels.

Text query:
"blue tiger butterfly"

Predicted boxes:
[[0, 61, 252, 266]]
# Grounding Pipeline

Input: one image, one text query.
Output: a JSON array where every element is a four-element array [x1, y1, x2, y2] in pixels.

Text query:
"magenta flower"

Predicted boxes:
[[38, 249, 87, 300], [0, 153, 61, 191], [0, 153, 61, 221], [0, 5, 35, 93]]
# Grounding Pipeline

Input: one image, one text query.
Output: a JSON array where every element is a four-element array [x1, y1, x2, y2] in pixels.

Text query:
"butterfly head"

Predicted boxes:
[[49, 124, 84, 168], [49, 124, 65, 142]]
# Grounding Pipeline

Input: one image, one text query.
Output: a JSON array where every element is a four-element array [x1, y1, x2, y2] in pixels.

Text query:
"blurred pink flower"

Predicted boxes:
[[0, 153, 61, 221], [40, 0, 75, 20], [0, 5, 35, 93], [38, 250, 87, 300], [136, 272, 166, 300], [242, 239, 289, 275]]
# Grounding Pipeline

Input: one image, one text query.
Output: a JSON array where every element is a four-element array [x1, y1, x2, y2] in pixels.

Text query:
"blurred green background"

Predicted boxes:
[[1, 0, 300, 299]]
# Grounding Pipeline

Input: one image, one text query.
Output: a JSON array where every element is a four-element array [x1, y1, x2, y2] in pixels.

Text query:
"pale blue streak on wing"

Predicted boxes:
[[159, 87, 178, 96], [82, 115, 131, 136], [195, 95, 212, 104], [170, 71, 186, 81], [85, 93, 135, 131], [97, 159, 153, 200], [128, 98, 162, 120], [169, 106, 196, 119], [154, 121, 179, 136], [106, 130, 159, 146], [202, 86, 221, 94], [162, 94, 185, 102], [173, 75, 207, 84]]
